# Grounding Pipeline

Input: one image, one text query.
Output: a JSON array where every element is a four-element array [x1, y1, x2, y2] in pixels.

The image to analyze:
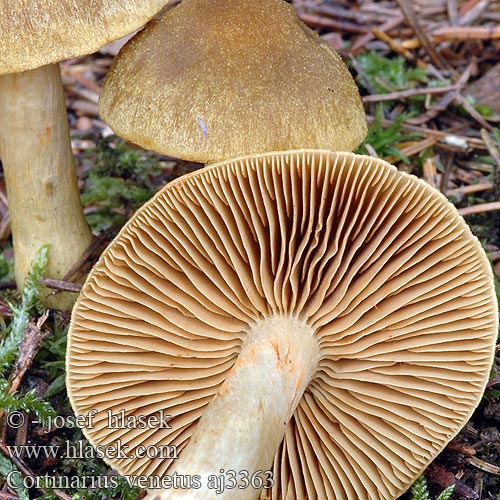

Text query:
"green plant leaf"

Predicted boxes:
[[436, 484, 455, 500], [411, 475, 431, 500], [0, 451, 29, 500]]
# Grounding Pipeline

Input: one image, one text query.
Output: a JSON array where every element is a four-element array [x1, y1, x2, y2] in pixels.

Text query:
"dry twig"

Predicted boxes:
[[350, 15, 404, 54], [432, 24, 500, 41], [458, 201, 500, 216], [395, 0, 451, 70], [362, 84, 461, 103], [8, 311, 49, 395]]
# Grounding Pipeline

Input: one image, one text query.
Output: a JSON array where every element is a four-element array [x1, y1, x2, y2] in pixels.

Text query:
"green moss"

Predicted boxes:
[[81, 137, 163, 232], [355, 104, 421, 162], [411, 475, 454, 500], [354, 51, 428, 95]]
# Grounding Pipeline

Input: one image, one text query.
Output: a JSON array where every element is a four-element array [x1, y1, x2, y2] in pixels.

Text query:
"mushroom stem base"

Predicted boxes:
[[145, 315, 319, 500], [0, 64, 93, 309]]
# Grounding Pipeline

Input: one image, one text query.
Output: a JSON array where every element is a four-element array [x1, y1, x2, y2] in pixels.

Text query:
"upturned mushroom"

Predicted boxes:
[[0, 0, 168, 308], [98, 0, 367, 163], [67, 150, 498, 500]]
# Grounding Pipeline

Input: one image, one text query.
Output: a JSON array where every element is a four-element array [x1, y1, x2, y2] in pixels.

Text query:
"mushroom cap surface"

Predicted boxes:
[[99, 0, 367, 162], [67, 150, 497, 499], [0, 0, 168, 74]]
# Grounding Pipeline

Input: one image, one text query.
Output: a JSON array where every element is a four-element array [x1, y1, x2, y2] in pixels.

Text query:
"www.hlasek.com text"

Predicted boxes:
[[7, 439, 178, 461]]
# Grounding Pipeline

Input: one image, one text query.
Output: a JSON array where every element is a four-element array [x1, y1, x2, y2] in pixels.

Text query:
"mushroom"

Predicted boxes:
[[98, 0, 367, 164], [67, 150, 498, 500], [0, 0, 168, 308]]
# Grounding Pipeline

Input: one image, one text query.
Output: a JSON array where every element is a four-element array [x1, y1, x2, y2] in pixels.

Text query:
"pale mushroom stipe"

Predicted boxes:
[[98, 0, 367, 163], [67, 150, 498, 500], [0, 0, 169, 309]]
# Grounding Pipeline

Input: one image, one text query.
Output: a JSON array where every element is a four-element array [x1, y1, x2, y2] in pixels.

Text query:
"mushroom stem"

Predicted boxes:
[[0, 63, 93, 309], [145, 316, 319, 500]]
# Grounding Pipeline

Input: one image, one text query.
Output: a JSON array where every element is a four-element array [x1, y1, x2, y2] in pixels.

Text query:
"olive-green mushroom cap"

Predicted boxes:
[[0, 0, 169, 74], [99, 0, 368, 163]]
